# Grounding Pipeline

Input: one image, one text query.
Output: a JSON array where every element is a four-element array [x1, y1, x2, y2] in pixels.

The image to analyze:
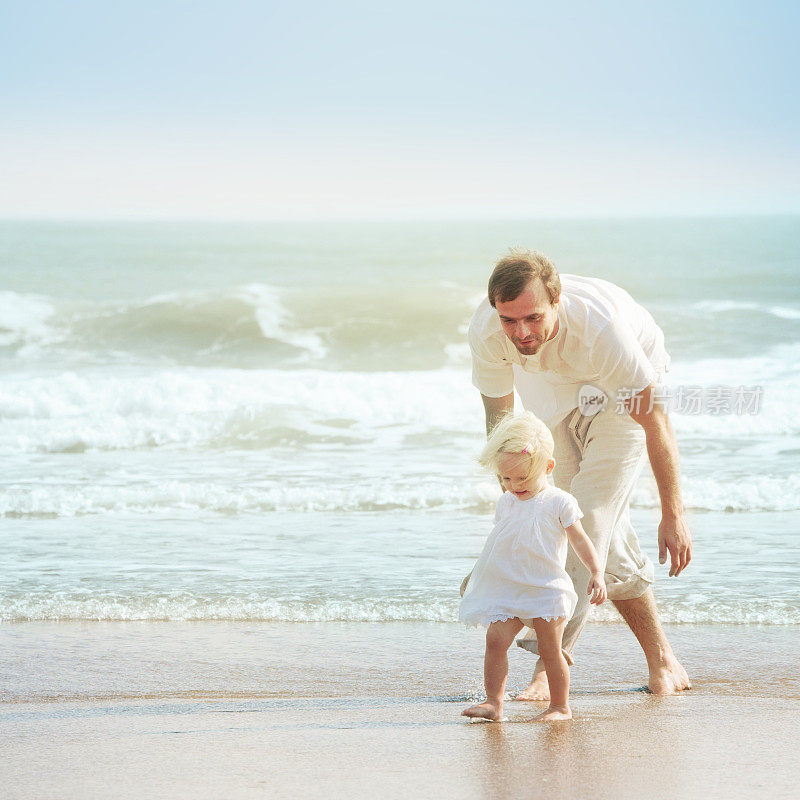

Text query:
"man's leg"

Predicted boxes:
[[516, 408, 690, 697], [613, 588, 691, 694], [588, 414, 690, 694]]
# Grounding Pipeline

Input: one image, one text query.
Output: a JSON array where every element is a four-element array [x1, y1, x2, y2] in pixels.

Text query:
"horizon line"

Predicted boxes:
[[1, 210, 799, 224]]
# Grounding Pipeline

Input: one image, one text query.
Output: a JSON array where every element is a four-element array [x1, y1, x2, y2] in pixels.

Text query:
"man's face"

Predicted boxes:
[[494, 278, 559, 356]]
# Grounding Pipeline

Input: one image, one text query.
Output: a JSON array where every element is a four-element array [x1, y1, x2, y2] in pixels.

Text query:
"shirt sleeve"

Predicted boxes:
[[468, 315, 514, 398], [557, 492, 583, 529], [590, 320, 658, 405]]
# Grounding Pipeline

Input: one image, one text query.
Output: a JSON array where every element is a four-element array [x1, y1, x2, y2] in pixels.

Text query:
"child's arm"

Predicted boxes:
[[565, 521, 607, 605]]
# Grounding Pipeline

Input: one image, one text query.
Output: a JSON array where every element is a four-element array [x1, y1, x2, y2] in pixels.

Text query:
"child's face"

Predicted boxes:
[[497, 452, 554, 500]]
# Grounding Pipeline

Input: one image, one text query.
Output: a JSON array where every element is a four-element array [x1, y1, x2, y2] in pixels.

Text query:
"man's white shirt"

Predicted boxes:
[[469, 274, 671, 427]]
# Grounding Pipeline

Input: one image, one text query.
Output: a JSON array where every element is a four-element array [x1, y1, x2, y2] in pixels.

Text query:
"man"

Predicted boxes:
[[468, 249, 692, 696]]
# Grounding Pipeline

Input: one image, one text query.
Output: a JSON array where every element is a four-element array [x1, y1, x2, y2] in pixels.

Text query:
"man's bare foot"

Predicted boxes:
[[533, 705, 571, 722], [648, 655, 692, 695], [515, 672, 549, 701], [462, 701, 503, 721]]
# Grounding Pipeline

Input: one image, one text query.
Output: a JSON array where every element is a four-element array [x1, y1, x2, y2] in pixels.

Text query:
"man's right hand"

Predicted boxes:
[[658, 514, 693, 577]]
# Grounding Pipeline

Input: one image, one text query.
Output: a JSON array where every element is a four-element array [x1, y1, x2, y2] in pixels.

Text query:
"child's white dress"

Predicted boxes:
[[459, 486, 582, 627]]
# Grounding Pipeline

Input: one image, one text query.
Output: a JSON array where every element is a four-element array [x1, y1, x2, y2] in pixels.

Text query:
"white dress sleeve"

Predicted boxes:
[[557, 491, 583, 529]]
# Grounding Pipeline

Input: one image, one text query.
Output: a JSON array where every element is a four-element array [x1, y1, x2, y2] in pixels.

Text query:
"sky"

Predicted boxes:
[[1, 0, 798, 219]]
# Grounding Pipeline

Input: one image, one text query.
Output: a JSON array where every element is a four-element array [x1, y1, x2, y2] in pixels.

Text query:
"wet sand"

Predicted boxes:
[[2, 621, 799, 799]]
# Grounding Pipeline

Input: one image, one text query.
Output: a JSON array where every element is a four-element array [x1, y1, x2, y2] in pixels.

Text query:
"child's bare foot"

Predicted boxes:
[[533, 705, 571, 722], [515, 672, 549, 701], [462, 701, 503, 721]]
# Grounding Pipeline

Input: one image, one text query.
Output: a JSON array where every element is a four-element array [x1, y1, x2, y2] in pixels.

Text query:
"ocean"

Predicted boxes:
[[1, 216, 799, 633]]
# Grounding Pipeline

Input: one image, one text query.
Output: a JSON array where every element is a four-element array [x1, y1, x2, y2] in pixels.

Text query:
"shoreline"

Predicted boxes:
[[3, 622, 799, 799], [2, 619, 799, 702]]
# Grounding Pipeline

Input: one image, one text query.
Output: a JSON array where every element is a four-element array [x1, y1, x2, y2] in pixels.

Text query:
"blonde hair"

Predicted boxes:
[[478, 411, 554, 480]]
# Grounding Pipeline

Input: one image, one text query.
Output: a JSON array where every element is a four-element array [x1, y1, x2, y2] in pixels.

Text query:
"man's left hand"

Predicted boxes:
[[658, 515, 692, 577]]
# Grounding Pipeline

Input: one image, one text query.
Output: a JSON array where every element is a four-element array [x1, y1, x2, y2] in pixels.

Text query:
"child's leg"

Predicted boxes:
[[530, 616, 572, 721], [462, 618, 524, 721]]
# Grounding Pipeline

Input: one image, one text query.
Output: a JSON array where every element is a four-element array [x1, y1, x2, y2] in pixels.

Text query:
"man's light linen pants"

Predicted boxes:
[[516, 405, 655, 663]]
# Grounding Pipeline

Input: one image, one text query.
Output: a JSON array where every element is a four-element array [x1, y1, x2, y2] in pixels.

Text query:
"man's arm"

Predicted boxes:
[[481, 392, 514, 436], [626, 383, 692, 577], [481, 393, 514, 491]]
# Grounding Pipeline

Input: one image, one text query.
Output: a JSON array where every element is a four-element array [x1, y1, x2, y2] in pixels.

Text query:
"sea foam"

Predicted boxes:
[[2, 592, 797, 625], [2, 473, 798, 517]]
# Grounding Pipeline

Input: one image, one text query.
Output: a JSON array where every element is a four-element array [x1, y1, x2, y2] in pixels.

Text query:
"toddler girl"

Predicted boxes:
[[459, 411, 607, 722]]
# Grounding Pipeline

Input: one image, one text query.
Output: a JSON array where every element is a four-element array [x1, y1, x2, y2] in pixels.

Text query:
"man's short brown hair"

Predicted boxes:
[[488, 249, 561, 307]]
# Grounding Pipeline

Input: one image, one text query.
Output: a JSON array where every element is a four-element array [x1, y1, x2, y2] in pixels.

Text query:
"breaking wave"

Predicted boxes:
[[0, 284, 476, 370], [3, 592, 797, 625]]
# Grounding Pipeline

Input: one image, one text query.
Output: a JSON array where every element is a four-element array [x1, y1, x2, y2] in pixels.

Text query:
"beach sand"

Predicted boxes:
[[2, 621, 799, 799]]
